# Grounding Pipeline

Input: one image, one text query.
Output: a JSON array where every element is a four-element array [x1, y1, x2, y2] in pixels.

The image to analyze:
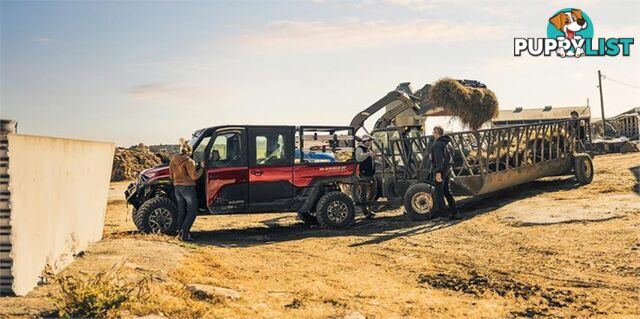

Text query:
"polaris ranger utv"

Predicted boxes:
[[125, 125, 364, 233]]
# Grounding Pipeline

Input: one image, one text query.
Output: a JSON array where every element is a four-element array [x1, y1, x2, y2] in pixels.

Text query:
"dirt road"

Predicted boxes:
[[1, 153, 639, 318]]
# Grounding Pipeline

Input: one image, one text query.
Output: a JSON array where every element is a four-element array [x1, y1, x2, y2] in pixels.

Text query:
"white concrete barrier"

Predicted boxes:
[[1, 134, 114, 296]]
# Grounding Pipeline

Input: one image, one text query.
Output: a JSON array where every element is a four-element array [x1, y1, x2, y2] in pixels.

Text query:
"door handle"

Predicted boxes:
[[251, 169, 263, 176]]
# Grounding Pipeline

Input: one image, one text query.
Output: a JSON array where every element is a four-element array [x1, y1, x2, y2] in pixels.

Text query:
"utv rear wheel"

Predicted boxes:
[[297, 212, 319, 226], [134, 197, 179, 234], [315, 192, 355, 229], [403, 183, 436, 221], [574, 154, 594, 185]]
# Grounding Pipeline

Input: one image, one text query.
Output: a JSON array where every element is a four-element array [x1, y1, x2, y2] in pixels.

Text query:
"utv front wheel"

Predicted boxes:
[[132, 207, 144, 230], [134, 197, 179, 234], [403, 183, 436, 221], [315, 192, 355, 229]]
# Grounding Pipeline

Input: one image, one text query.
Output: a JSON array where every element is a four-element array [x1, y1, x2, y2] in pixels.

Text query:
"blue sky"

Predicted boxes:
[[1, 0, 639, 146]]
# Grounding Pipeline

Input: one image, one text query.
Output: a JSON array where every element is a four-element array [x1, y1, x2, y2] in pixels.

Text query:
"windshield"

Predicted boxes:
[[188, 129, 204, 147], [187, 130, 211, 163], [188, 135, 199, 148]]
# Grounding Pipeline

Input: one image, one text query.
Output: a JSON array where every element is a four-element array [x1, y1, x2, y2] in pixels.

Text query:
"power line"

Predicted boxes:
[[601, 74, 640, 90]]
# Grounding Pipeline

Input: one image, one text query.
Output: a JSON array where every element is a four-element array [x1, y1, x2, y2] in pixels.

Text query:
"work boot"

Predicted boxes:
[[431, 209, 447, 219], [180, 235, 195, 242], [180, 230, 195, 242], [362, 207, 375, 219], [449, 209, 462, 220]]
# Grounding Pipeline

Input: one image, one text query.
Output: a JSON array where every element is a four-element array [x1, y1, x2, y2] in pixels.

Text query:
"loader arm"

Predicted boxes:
[[350, 79, 487, 133], [349, 90, 418, 132]]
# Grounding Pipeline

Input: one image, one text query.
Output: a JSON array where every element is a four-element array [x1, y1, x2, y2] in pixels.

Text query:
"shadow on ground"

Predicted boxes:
[[168, 176, 582, 248], [107, 177, 581, 248]]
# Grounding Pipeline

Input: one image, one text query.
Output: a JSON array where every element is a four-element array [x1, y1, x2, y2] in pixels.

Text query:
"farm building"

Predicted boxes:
[[491, 106, 591, 127]]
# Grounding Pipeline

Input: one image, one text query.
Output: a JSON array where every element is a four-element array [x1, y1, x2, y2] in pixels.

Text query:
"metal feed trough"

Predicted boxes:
[[378, 118, 591, 198]]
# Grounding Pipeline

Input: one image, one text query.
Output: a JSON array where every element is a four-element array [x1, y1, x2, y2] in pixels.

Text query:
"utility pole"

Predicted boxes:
[[598, 70, 607, 136]]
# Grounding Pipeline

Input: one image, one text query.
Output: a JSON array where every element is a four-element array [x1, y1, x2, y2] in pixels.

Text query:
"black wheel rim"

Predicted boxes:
[[327, 201, 349, 224]]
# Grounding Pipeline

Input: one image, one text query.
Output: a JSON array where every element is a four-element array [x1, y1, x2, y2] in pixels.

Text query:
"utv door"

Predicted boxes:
[[205, 128, 249, 213], [247, 127, 295, 211]]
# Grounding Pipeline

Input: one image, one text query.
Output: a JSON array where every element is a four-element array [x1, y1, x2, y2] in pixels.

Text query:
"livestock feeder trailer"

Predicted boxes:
[[367, 118, 593, 220]]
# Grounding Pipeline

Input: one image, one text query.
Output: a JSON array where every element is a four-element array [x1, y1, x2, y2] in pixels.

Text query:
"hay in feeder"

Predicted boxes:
[[428, 78, 499, 130]]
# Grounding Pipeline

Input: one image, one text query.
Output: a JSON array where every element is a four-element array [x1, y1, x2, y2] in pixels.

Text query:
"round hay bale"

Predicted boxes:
[[428, 78, 499, 130]]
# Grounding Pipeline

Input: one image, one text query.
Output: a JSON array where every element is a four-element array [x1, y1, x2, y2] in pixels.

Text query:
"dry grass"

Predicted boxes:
[[52, 263, 150, 318], [1, 154, 638, 319], [429, 78, 499, 130]]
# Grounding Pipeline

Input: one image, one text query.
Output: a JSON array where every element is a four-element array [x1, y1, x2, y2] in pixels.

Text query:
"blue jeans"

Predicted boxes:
[[174, 185, 198, 238]]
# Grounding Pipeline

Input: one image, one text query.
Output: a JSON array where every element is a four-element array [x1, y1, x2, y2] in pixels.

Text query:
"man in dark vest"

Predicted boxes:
[[570, 111, 587, 151], [431, 126, 461, 220], [356, 135, 377, 218]]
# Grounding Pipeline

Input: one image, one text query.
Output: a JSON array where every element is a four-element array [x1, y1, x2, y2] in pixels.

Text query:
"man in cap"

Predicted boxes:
[[355, 135, 377, 218], [570, 110, 586, 151]]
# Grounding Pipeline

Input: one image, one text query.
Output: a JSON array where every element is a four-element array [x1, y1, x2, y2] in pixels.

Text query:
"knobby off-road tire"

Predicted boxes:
[[574, 154, 594, 185], [132, 207, 144, 230], [315, 192, 356, 229], [403, 183, 436, 221], [297, 212, 319, 226], [134, 197, 179, 234]]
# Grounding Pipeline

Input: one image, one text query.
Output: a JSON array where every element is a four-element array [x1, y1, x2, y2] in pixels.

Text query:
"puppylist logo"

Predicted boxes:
[[514, 8, 634, 58]]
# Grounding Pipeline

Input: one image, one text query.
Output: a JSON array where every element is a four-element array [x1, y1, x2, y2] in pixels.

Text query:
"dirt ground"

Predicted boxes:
[[1, 153, 639, 318]]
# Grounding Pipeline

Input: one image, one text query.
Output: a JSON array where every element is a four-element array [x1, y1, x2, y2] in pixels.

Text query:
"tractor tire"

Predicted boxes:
[[574, 154, 594, 185], [315, 192, 356, 229], [297, 212, 319, 226], [403, 183, 436, 221], [134, 197, 179, 234]]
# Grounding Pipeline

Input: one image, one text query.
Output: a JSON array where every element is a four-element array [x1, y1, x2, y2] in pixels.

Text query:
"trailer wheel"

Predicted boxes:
[[315, 192, 356, 229], [134, 197, 179, 234], [574, 154, 594, 185], [297, 212, 319, 226], [403, 183, 436, 221]]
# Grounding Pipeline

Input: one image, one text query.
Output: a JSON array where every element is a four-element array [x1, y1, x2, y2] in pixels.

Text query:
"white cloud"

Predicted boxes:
[[35, 37, 54, 44], [311, 0, 374, 9], [128, 83, 229, 105], [234, 19, 504, 55], [312, 0, 450, 10], [383, 0, 435, 11]]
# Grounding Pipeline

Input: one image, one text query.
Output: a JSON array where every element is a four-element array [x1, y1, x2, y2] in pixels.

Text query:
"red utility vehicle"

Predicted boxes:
[[125, 125, 362, 233]]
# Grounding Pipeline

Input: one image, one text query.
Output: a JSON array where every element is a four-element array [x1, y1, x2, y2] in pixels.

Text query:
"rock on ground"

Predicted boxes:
[[187, 284, 241, 300]]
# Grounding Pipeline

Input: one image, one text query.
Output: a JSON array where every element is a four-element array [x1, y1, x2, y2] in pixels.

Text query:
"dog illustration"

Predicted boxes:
[[549, 9, 588, 57]]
